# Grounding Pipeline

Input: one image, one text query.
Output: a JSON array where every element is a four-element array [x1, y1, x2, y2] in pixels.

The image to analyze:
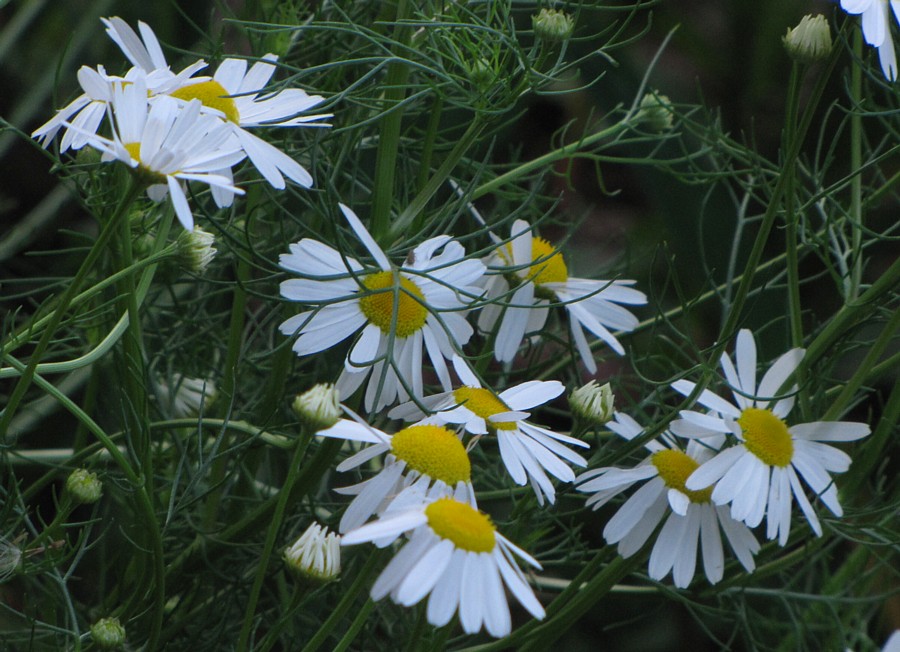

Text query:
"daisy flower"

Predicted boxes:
[[169, 53, 331, 193], [32, 16, 207, 151], [840, 0, 900, 80], [670, 329, 871, 545], [278, 204, 485, 413], [341, 486, 545, 638], [72, 78, 246, 231], [576, 412, 760, 588], [389, 355, 588, 505], [315, 417, 475, 534], [478, 219, 646, 374]]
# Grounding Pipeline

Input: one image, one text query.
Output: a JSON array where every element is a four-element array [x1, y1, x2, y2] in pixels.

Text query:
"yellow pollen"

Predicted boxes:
[[390, 425, 471, 485], [651, 449, 713, 503], [425, 497, 496, 553], [124, 142, 142, 162], [123, 141, 167, 184], [738, 407, 794, 467], [357, 271, 428, 337], [529, 238, 568, 285], [170, 81, 241, 124], [452, 387, 517, 431]]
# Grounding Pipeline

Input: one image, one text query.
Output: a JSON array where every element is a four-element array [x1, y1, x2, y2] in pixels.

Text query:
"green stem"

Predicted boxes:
[[416, 94, 444, 193], [333, 599, 376, 652], [841, 375, 900, 496], [848, 28, 863, 300]]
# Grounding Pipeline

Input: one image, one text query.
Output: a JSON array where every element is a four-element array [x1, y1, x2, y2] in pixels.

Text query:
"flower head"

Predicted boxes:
[[478, 219, 645, 373], [66, 468, 103, 504], [670, 329, 871, 545], [292, 383, 342, 431], [341, 487, 545, 638], [390, 356, 588, 505], [176, 226, 217, 274], [576, 412, 760, 588], [783, 14, 833, 64], [284, 523, 341, 583], [90, 617, 126, 650], [279, 204, 485, 413], [154, 374, 217, 418], [569, 380, 615, 426], [532, 8, 575, 42]]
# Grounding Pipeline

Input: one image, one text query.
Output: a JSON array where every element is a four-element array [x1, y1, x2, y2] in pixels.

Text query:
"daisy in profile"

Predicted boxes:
[[315, 417, 475, 533], [390, 355, 588, 505], [279, 204, 485, 413], [576, 412, 760, 588], [71, 79, 245, 231], [33, 16, 207, 151], [840, 0, 900, 80], [478, 219, 646, 374], [670, 329, 871, 545], [341, 486, 545, 638]]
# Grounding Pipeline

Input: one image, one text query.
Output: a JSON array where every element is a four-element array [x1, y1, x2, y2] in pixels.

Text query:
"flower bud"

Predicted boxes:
[[284, 523, 341, 584], [292, 384, 341, 431], [532, 8, 574, 43], [466, 58, 496, 93], [783, 15, 832, 65], [65, 468, 102, 504], [635, 91, 674, 132], [154, 374, 217, 418], [90, 617, 126, 650], [176, 226, 217, 275], [0, 536, 23, 583], [569, 381, 615, 426]]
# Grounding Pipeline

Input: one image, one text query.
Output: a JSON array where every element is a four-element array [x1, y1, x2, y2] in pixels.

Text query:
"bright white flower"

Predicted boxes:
[[72, 79, 245, 231], [576, 412, 760, 588], [389, 355, 588, 505], [279, 204, 485, 413], [32, 17, 207, 151], [154, 374, 217, 418], [840, 0, 900, 80], [670, 329, 871, 545], [478, 219, 646, 374], [315, 417, 475, 533], [283, 523, 341, 583], [169, 53, 331, 194], [341, 487, 545, 638]]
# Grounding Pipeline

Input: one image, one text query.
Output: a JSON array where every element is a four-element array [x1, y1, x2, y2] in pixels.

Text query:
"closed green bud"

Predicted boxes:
[[176, 227, 217, 275], [65, 468, 102, 504], [533, 8, 574, 43], [284, 523, 341, 584], [292, 384, 342, 431], [783, 15, 832, 64], [569, 381, 615, 426], [635, 91, 674, 132], [90, 617, 126, 650]]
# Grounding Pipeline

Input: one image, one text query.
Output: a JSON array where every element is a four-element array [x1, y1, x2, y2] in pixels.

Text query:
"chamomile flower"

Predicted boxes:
[[840, 0, 900, 80], [73, 78, 245, 231], [341, 488, 545, 638], [32, 17, 207, 151], [390, 355, 588, 505], [315, 417, 475, 533], [670, 329, 871, 545], [576, 412, 760, 588], [169, 53, 331, 193], [478, 219, 646, 374], [279, 204, 485, 413]]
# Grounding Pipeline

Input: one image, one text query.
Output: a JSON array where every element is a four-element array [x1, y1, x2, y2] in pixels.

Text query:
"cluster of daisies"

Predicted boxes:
[[35, 16, 872, 642]]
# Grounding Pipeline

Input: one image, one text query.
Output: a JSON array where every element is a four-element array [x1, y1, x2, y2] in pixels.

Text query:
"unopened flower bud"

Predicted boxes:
[[0, 536, 23, 583], [284, 523, 341, 584], [569, 381, 615, 426], [176, 226, 217, 274], [292, 384, 341, 431], [90, 617, 126, 650], [66, 468, 102, 504], [532, 8, 574, 43], [783, 15, 832, 64], [467, 58, 496, 92], [635, 92, 674, 132], [155, 375, 217, 418]]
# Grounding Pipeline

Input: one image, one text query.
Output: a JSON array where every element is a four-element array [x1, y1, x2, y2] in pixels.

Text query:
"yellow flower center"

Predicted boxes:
[[170, 81, 241, 124], [452, 387, 517, 431], [357, 271, 428, 337], [424, 497, 496, 553], [498, 236, 568, 286], [651, 449, 713, 503], [390, 425, 471, 485], [123, 142, 167, 183], [738, 407, 794, 467]]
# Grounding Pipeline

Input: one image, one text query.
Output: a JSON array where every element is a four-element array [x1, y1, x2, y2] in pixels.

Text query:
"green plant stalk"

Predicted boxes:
[[416, 94, 444, 192], [255, 586, 306, 652], [0, 179, 142, 437], [300, 550, 385, 652], [236, 431, 314, 652], [333, 599, 376, 652], [371, 0, 413, 240], [841, 376, 900, 496], [848, 29, 863, 300]]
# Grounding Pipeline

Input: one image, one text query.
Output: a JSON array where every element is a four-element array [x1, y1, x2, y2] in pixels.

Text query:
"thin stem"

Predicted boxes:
[[848, 28, 863, 300]]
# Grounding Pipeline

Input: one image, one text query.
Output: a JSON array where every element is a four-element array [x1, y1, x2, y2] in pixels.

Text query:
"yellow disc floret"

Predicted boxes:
[[390, 425, 471, 485], [358, 271, 428, 337], [170, 81, 241, 124], [425, 497, 496, 553], [651, 449, 713, 503], [452, 386, 517, 431], [123, 141, 167, 184], [738, 407, 794, 467], [529, 238, 568, 285]]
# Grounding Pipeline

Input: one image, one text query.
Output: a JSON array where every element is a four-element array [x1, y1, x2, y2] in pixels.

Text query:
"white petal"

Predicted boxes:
[[789, 421, 871, 442]]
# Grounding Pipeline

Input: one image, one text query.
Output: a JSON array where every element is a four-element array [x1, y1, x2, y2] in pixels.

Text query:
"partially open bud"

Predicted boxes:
[[66, 468, 103, 505], [90, 617, 126, 650], [176, 226, 217, 275], [783, 15, 832, 64], [635, 92, 674, 132], [0, 536, 23, 583], [532, 8, 574, 43], [292, 384, 341, 431], [284, 523, 341, 584], [569, 380, 615, 426], [155, 374, 217, 418]]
